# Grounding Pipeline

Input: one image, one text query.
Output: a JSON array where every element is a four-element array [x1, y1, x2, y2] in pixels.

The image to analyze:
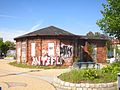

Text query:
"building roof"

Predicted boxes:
[[14, 26, 76, 40], [14, 26, 109, 41]]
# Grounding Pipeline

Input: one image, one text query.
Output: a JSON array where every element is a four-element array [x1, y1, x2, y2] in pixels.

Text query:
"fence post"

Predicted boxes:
[[118, 73, 120, 90]]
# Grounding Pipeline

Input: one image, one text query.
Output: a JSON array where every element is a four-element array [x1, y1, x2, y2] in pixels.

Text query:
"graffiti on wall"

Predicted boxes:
[[60, 44, 73, 59], [31, 43, 73, 66], [32, 42, 62, 66], [31, 56, 62, 66]]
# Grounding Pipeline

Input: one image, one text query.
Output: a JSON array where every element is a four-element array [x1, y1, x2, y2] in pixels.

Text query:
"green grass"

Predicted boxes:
[[58, 69, 117, 83], [58, 62, 120, 83], [9, 61, 68, 69]]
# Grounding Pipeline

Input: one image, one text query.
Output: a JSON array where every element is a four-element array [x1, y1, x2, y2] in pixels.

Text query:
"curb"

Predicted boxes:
[[53, 72, 117, 90]]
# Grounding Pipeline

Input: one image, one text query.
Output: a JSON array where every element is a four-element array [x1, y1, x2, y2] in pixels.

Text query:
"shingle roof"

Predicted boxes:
[[14, 26, 75, 39]]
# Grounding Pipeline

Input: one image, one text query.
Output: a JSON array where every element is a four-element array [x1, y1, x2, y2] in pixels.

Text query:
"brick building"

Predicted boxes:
[[14, 26, 108, 66]]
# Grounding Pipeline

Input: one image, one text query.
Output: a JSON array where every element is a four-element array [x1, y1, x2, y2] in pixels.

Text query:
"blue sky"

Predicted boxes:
[[0, 0, 106, 41]]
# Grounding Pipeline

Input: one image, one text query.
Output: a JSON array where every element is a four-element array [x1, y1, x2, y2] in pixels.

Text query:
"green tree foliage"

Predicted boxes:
[[86, 31, 94, 39], [0, 40, 4, 51], [1, 43, 8, 56], [0, 40, 15, 56], [0, 40, 8, 56], [86, 31, 109, 39], [5, 41, 15, 50], [87, 43, 93, 56], [94, 32, 101, 39], [96, 0, 120, 40]]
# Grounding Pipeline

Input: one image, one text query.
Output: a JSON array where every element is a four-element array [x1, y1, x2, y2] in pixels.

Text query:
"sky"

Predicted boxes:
[[0, 0, 106, 42]]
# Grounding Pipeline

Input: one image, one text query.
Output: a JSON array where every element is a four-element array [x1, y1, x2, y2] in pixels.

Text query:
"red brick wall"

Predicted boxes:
[[41, 39, 60, 57], [27, 38, 42, 64], [16, 38, 107, 65], [22, 39, 74, 65], [97, 44, 107, 63], [16, 41, 21, 63], [16, 40, 27, 63]]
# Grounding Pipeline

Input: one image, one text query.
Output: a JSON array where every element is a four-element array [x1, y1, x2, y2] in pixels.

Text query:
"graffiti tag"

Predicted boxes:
[[31, 56, 62, 66], [60, 45, 73, 59]]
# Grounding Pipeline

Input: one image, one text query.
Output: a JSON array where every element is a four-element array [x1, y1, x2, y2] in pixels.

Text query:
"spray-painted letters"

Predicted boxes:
[[60, 44, 73, 59], [32, 43, 73, 66], [31, 56, 62, 66]]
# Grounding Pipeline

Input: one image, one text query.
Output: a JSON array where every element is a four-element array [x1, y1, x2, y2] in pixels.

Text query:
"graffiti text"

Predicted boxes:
[[31, 56, 62, 66]]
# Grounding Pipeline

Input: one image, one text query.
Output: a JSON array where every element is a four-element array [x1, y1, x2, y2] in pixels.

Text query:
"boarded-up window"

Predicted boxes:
[[17, 42, 21, 63], [21, 42, 26, 63], [48, 43, 54, 56], [17, 48, 21, 63], [31, 43, 35, 56]]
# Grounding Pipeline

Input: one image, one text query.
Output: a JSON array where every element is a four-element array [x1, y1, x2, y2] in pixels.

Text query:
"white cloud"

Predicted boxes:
[[0, 28, 27, 42], [30, 24, 41, 31], [0, 14, 20, 19], [0, 20, 44, 42], [29, 20, 44, 32], [16, 20, 44, 36], [0, 32, 15, 42]]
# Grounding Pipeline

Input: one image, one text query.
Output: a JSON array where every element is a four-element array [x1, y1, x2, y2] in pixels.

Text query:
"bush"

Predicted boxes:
[[82, 69, 100, 80], [102, 62, 120, 74], [101, 65, 113, 73], [111, 62, 120, 67]]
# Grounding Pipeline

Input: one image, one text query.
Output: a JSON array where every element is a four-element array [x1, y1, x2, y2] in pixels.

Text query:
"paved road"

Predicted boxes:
[[0, 59, 69, 90]]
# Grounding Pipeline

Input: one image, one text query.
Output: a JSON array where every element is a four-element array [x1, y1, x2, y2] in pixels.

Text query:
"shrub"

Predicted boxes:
[[82, 69, 100, 80], [102, 62, 120, 74], [112, 67, 120, 74], [111, 62, 120, 67], [101, 65, 113, 73]]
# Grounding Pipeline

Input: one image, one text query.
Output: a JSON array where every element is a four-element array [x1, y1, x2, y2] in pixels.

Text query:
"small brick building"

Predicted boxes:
[[14, 26, 108, 66]]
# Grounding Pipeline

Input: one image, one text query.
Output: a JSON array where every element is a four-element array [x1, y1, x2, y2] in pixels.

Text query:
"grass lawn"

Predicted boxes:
[[9, 61, 68, 69]]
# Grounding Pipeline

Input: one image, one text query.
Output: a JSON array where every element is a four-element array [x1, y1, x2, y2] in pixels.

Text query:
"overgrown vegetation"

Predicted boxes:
[[9, 61, 68, 69], [59, 62, 120, 83], [87, 43, 93, 56]]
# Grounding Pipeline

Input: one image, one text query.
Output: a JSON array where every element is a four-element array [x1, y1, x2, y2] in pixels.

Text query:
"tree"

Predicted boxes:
[[0, 40, 4, 54], [0, 40, 15, 57], [86, 31, 109, 39], [1, 43, 8, 56], [96, 0, 120, 40], [0, 40, 8, 56], [5, 41, 15, 50], [86, 31, 94, 39], [94, 32, 101, 39]]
